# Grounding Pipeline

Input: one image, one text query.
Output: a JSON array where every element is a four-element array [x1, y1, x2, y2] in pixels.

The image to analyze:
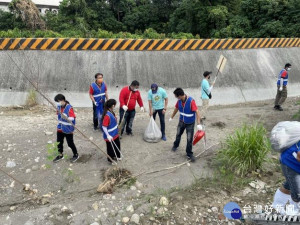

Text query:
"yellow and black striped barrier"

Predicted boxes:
[[0, 38, 299, 51]]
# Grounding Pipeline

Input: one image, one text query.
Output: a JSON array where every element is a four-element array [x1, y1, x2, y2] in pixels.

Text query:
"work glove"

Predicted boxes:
[[62, 113, 68, 118], [279, 86, 283, 91], [94, 101, 98, 107], [141, 107, 145, 112], [197, 124, 203, 131], [122, 105, 128, 111], [169, 117, 173, 122], [107, 135, 113, 142]]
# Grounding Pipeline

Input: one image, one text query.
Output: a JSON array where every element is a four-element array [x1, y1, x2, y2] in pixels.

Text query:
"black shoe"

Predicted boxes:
[[274, 105, 279, 109], [94, 127, 97, 130], [126, 132, 134, 136], [277, 106, 283, 111], [70, 155, 79, 163], [53, 154, 64, 163], [172, 146, 177, 152], [187, 155, 196, 162]]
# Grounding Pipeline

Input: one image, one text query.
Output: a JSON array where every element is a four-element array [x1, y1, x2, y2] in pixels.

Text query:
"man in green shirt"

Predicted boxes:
[[148, 84, 168, 141]]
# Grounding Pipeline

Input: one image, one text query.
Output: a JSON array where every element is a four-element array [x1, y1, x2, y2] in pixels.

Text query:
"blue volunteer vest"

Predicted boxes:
[[92, 82, 106, 104], [280, 141, 300, 174], [277, 69, 289, 86], [103, 111, 118, 140], [178, 96, 196, 124], [57, 104, 75, 134]]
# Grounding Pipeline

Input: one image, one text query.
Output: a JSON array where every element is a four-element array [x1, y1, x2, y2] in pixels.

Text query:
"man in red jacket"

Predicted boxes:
[[119, 80, 144, 136]]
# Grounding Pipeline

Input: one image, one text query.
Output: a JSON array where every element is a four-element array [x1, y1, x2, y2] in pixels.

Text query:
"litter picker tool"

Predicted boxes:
[[118, 91, 132, 135]]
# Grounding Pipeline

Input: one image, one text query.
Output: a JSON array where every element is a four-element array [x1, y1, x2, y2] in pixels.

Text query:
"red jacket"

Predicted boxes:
[[119, 86, 143, 111]]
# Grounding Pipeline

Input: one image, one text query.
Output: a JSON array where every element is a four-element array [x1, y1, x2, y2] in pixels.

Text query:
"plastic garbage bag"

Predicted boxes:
[[270, 121, 300, 152], [193, 130, 205, 146], [144, 117, 162, 143]]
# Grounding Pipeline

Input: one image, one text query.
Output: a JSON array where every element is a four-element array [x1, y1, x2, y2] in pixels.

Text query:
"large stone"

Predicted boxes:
[[130, 214, 140, 224]]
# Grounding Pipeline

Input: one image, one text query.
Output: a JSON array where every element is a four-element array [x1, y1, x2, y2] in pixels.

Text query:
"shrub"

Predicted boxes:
[[217, 123, 271, 176], [25, 89, 38, 107]]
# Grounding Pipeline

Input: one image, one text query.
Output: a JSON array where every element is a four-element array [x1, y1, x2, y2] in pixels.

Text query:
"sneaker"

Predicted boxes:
[[53, 154, 64, 163], [277, 106, 283, 111], [70, 155, 79, 163], [162, 136, 167, 141], [119, 135, 122, 140], [187, 155, 196, 162], [117, 157, 122, 161], [171, 146, 177, 152]]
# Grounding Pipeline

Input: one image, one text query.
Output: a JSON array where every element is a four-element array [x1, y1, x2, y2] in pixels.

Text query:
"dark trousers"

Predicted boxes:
[[274, 85, 287, 106], [93, 103, 98, 129], [119, 108, 136, 135], [153, 109, 165, 136], [57, 131, 78, 156], [173, 121, 195, 157], [106, 137, 121, 162]]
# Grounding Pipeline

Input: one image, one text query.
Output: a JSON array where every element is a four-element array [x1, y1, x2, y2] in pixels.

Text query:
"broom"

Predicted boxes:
[[118, 91, 132, 135]]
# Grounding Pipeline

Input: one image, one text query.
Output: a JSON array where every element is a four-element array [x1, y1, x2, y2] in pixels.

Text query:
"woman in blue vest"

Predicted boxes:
[[89, 73, 108, 130], [53, 94, 79, 163], [102, 99, 121, 163]]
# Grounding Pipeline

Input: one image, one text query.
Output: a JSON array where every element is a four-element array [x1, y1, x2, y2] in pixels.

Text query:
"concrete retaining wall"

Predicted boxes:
[[0, 47, 299, 108]]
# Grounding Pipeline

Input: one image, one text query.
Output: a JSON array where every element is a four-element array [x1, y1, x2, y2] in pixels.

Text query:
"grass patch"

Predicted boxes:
[[216, 123, 271, 176], [25, 89, 38, 107]]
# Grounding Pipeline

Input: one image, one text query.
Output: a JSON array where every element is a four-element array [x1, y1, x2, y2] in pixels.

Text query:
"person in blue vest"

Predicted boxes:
[[169, 88, 202, 162], [274, 63, 292, 111], [89, 73, 109, 130], [102, 99, 121, 163], [53, 94, 79, 163], [271, 141, 300, 215]]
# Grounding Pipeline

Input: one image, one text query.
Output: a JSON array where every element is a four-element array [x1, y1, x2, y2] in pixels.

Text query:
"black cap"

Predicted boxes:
[[203, 71, 212, 77]]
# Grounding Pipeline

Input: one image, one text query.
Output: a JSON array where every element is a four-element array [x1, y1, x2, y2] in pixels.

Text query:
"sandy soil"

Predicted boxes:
[[0, 97, 299, 225]]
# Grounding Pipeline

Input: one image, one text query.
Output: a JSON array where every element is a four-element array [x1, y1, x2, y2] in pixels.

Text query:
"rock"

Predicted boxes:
[[32, 165, 39, 171], [45, 131, 53, 136], [90, 223, 99, 225], [26, 169, 31, 173], [126, 205, 134, 213], [89, 137, 93, 141], [176, 195, 183, 201], [122, 217, 130, 223], [61, 206, 68, 212], [10, 206, 16, 211], [212, 207, 218, 213], [249, 180, 266, 190], [159, 196, 169, 206], [157, 207, 165, 215], [112, 195, 116, 200], [242, 187, 252, 196], [35, 157, 40, 163], [135, 181, 143, 190], [207, 209, 212, 213], [130, 185, 137, 191], [6, 161, 16, 168], [92, 202, 99, 211], [47, 141, 52, 144], [9, 181, 15, 188], [130, 214, 140, 224], [24, 184, 31, 191], [149, 217, 155, 221]]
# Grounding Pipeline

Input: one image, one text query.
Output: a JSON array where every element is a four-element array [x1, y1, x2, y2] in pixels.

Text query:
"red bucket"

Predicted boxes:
[[193, 130, 205, 146]]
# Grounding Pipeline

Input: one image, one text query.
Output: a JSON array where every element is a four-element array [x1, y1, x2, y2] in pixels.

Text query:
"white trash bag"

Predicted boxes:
[[270, 121, 300, 152], [144, 117, 162, 143]]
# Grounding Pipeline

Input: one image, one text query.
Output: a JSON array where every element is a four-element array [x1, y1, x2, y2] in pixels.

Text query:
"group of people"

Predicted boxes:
[[52, 71, 215, 164], [51, 62, 300, 216]]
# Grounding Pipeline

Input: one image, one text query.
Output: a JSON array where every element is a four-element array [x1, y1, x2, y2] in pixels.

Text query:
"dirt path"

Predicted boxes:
[[0, 97, 299, 225]]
